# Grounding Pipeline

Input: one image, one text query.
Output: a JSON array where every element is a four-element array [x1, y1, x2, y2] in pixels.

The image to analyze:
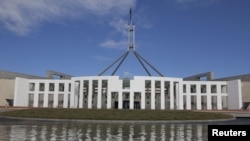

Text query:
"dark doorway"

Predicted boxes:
[[114, 101, 118, 109], [134, 102, 140, 109], [123, 100, 130, 109]]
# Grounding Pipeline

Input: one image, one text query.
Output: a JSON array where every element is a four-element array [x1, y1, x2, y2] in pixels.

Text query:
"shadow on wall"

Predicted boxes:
[[5, 99, 13, 107], [242, 102, 250, 110]]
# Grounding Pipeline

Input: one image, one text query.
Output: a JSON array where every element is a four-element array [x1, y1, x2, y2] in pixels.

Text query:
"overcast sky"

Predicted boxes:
[[1, 0, 249, 78]]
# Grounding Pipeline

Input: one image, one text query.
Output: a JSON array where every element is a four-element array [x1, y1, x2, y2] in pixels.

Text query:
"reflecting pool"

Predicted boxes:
[[0, 117, 249, 141]]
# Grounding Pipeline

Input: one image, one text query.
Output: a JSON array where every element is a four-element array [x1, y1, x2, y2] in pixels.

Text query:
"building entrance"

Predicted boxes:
[[114, 101, 118, 109], [123, 100, 130, 109], [134, 102, 140, 109]]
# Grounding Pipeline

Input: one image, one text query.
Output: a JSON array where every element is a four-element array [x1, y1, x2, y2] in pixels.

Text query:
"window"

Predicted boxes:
[[59, 83, 64, 91], [221, 85, 227, 93], [201, 85, 206, 93], [123, 79, 130, 89], [145, 80, 151, 88], [155, 81, 160, 88], [211, 85, 217, 93], [29, 83, 35, 91], [190, 85, 196, 93], [102, 80, 108, 96], [39, 83, 45, 91], [68, 83, 71, 92], [93, 80, 98, 94], [49, 83, 54, 91], [183, 84, 186, 93]]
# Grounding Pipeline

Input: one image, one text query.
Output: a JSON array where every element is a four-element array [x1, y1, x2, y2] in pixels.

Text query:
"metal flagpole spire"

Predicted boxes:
[[98, 8, 165, 77], [128, 8, 135, 51]]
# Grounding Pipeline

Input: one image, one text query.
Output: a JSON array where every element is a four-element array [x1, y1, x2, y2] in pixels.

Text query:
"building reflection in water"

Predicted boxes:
[[0, 122, 208, 141]]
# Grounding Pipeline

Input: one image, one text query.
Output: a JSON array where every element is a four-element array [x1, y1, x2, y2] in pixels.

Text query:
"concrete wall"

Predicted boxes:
[[242, 82, 250, 103], [0, 79, 15, 106], [227, 80, 242, 110], [14, 78, 29, 107], [0, 70, 45, 79], [213, 73, 250, 104]]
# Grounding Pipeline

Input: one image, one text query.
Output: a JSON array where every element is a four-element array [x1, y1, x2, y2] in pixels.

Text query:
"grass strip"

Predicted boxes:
[[0, 108, 233, 120]]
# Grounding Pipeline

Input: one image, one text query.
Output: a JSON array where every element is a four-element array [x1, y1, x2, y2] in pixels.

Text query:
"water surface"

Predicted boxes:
[[0, 117, 249, 141]]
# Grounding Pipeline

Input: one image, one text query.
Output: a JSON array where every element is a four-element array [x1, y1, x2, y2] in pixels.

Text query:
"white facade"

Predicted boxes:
[[14, 76, 242, 110]]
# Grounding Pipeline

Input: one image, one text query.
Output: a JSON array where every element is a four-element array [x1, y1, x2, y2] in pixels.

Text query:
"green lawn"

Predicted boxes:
[[0, 108, 234, 120]]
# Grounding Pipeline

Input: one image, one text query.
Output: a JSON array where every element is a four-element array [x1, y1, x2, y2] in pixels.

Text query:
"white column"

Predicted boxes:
[[207, 95, 212, 110], [54, 82, 59, 108], [107, 90, 111, 109], [217, 95, 222, 110], [33, 94, 39, 107], [70, 82, 75, 108], [33, 82, 39, 107], [130, 91, 134, 109], [54, 93, 58, 108], [75, 80, 83, 108], [73, 81, 79, 108], [77, 82, 81, 108], [186, 94, 191, 110], [196, 84, 201, 110], [160, 80, 165, 110], [207, 84, 212, 110], [118, 91, 123, 109], [88, 80, 93, 109], [141, 91, 145, 109], [63, 83, 68, 108], [43, 82, 49, 108], [186, 84, 191, 110], [196, 95, 201, 110], [151, 80, 155, 110], [97, 80, 102, 109], [170, 81, 174, 110], [175, 82, 179, 110], [217, 84, 222, 110], [178, 82, 183, 110], [44, 93, 49, 108]]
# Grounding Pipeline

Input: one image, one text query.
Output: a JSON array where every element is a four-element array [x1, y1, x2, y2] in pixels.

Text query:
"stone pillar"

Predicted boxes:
[[33, 82, 39, 107], [178, 82, 184, 110], [88, 80, 93, 109], [43, 82, 49, 108], [70, 81, 75, 108], [118, 91, 123, 109], [196, 84, 201, 110], [175, 82, 179, 110], [79, 81, 83, 108], [170, 81, 174, 110], [97, 80, 102, 109], [63, 82, 69, 108], [141, 91, 145, 109], [160, 80, 165, 110], [207, 85, 212, 110], [130, 91, 134, 109], [186, 84, 191, 110], [217, 84, 222, 110], [107, 90, 111, 109], [151, 80, 155, 110]]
